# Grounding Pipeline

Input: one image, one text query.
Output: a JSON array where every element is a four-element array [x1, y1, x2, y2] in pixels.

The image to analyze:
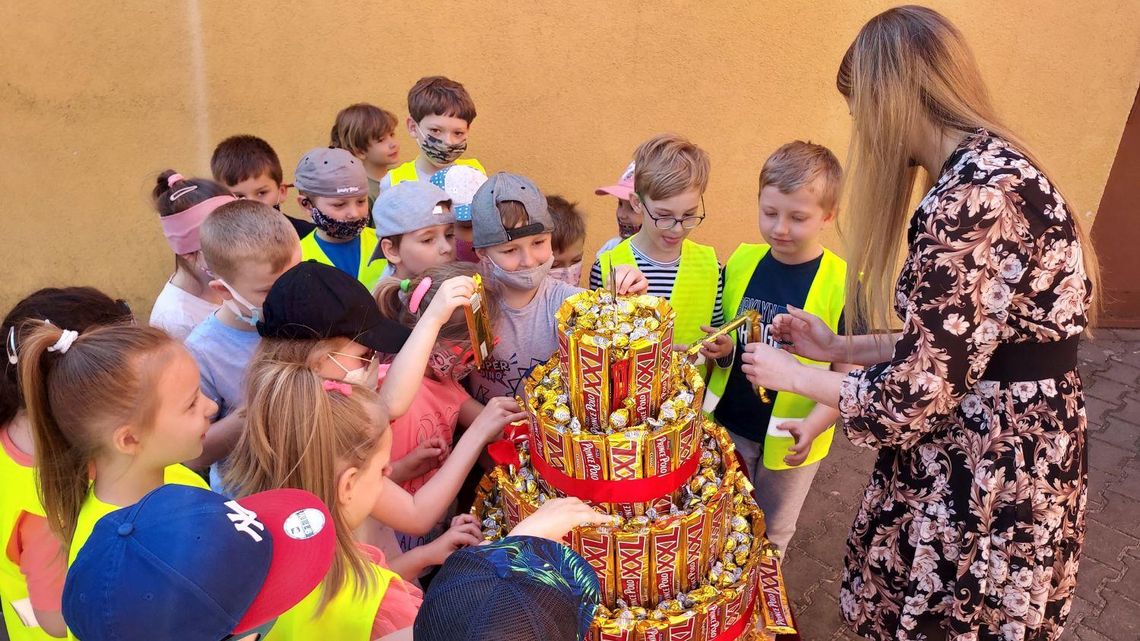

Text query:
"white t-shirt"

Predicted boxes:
[[595, 235, 622, 259], [149, 280, 220, 341]]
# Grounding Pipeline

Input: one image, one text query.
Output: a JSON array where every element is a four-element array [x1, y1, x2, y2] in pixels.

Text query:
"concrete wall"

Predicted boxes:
[[2, 1, 1138, 314]]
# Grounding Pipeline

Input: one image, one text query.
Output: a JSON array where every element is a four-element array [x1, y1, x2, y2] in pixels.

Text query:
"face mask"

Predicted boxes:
[[618, 221, 641, 238], [310, 205, 367, 240], [428, 343, 478, 381], [482, 255, 554, 291], [328, 352, 380, 389], [549, 261, 583, 286], [218, 280, 262, 327], [416, 127, 467, 165]]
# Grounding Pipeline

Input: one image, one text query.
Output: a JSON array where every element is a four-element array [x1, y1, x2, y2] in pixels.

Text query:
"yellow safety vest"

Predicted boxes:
[[599, 238, 720, 348], [705, 244, 846, 470], [0, 445, 54, 641], [387, 158, 486, 186], [300, 227, 388, 292], [265, 560, 396, 641]]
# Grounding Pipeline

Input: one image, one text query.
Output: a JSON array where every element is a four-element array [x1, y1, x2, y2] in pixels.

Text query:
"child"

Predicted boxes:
[[465, 172, 648, 403], [148, 171, 233, 341], [63, 484, 336, 641], [1, 287, 131, 640], [381, 76, 486, 191], [210, 134, 316, 238], [705, 141, 851, 552], [591, 134, 730, 363], [329, 103, 401, 207], [593, 160, 640, 256], [372, 181, 455, 282], [19, 324, 213, 577], [183, 200, 301, 485], [546, 195, 586, 286], [294, 147, 387, 290], [430, 164, 487, 263]]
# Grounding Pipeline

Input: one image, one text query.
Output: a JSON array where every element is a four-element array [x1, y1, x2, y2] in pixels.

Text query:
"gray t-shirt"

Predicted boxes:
[[467, 278, 581, 403]]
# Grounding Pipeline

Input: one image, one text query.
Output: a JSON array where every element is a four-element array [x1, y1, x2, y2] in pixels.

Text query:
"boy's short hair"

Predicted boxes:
[[200, 200, 296, 281], [633, 133, 711, 201], [329, 103, 398, 157], [408, 76, 477, 124], [210, 135, 284, 187], [759, 141, 843, 212], [546, 195, 586, 253]]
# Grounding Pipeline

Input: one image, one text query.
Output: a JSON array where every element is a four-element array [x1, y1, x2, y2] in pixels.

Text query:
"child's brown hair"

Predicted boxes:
[[546, 195, 586, 254], [408, 76, 477, 124], [19, 324, 179, 540], [152, 170, 232, 217], [758, 141, 843, 212], [330, 103, 399, 158], [375, 263, 496, 344], [225, 361, 386, 612], [200, 200, 296, 282], [633, 133, 711, 201], [210, 135, 284, 187]]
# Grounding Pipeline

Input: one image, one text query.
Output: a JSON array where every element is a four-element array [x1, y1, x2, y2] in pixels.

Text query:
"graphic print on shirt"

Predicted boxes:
[[471, 352, 547, 403]]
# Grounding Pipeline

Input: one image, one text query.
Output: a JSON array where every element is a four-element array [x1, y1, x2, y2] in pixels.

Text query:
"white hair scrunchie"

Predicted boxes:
[[47, 329, 79, 355]]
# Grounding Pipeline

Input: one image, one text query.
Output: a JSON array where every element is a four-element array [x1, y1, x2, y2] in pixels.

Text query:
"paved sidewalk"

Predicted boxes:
[[783, 329, 1140, 641]]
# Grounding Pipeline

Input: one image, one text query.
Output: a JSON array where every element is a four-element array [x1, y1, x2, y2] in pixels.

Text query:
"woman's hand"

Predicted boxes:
[[468, 396, 528, 443], [770, 305, 839, 363], [741, 342, 805, 393], [388, 437, 449, 483], [507, 497, 616, 541], [611, 265, 649, 295], [422, 514, 484, 566], [421, 276, 476, 327]]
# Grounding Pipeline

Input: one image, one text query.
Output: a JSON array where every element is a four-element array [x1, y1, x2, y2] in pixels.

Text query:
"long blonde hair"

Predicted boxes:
[[837, 5, 1100, 333], [224, 359, 387, 613]]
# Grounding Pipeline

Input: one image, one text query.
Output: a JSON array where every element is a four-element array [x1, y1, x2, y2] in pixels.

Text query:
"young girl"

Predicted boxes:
[[19, 324, 214, 573], [1, 288, 131, 640], [149, 170, 235, 340]]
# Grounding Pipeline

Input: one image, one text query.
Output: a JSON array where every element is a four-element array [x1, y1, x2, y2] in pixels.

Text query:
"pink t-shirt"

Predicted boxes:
[[379, 366, 471, 494]]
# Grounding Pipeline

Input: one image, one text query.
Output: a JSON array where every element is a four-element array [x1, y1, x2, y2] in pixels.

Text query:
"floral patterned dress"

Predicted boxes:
[[838, 131, 1090, 641]]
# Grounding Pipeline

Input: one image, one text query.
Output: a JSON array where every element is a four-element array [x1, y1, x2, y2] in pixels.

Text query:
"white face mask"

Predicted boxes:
[[327, 352, 379, 389], [548, 261, 583, 287], [218, 280, 262, 327], [482, 255, 554, 291]]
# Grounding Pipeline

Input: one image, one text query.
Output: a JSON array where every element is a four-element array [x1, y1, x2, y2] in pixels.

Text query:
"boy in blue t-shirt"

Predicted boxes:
[[706, 141, 853, 552]]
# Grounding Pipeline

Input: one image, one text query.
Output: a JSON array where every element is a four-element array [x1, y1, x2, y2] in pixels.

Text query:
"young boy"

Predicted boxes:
[[183, 199, 301, 489], [380, 76, 486, 191], [431, 164, 487, 263], [372, 180, 455, 281], [594, 160, 640, 256], [329, 103, 401, 208], [293, 147, 387, 290], [546, 195, 586, 286], [705, 141, 850, 553], [466, 173, 647, 403], [210, 134, 316, 238], [591, 134, 730, 363]]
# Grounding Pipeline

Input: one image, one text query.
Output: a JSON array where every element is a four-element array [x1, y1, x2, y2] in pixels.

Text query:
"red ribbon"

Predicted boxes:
[[486, 422, 530, 468], [529, 435, 701, 504]]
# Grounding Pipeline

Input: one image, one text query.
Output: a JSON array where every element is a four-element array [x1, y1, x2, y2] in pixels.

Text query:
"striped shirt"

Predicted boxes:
[[589, 242, 726, 327]]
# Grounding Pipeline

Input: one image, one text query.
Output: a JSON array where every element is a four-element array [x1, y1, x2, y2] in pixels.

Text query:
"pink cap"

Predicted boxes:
[[594, 161, 635, 201], [160, 195, 236, 255]]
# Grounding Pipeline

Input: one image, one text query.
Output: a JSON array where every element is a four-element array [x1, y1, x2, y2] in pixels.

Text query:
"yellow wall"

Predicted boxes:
[[2, 1, 1138, 314]]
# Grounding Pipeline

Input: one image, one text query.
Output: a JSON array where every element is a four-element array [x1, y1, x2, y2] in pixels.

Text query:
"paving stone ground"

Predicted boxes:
[[784, 329, 1140, 640]]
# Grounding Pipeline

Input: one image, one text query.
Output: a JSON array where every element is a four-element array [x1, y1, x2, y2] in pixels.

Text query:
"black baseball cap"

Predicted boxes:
[[258, 261, 410, 353]]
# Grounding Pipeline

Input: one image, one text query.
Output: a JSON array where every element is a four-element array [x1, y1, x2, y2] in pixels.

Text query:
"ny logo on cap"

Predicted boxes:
[[225, 500, 266, 542]]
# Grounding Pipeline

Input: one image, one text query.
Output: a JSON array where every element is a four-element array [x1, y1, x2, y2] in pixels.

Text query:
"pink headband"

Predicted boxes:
[[160, 195, 236, 255], [409, 277, 433, 314]]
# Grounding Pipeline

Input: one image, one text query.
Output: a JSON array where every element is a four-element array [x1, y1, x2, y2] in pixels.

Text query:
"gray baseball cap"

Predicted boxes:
[[293, 147, 368, 198], [372, 181, 454, 238], [471, 172, 552, 249]]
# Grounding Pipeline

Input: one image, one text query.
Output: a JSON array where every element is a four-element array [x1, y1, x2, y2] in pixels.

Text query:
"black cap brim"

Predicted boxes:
[[355, 317, 412, 353]]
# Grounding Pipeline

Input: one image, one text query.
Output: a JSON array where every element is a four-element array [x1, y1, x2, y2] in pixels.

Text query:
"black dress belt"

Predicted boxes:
[[981, 335, 1080, 382]]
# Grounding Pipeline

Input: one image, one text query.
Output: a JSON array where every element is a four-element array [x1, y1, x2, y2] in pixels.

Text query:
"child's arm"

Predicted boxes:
[[386, 514, 482, 580], [378, 276, 476, 419], [387, 437, 449, 485], [371, 397, 526, 534], [780, 362, 858, 467]]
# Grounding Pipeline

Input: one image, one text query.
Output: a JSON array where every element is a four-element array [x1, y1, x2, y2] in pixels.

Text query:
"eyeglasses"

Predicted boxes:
[[639, 194, 706, 230]]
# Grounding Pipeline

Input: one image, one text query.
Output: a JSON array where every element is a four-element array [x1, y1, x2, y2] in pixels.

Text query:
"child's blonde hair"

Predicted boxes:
[[374, 263, 496, 344], [200, 200, 296, 282], [19, 324, 179, 541], [225, 360, 387, 612], [633, 133, 711, 201], [759, 141, 843, 213]]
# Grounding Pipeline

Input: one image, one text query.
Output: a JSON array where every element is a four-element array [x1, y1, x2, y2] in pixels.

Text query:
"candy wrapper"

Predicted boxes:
[[758, 549, 797, 635], [650, 513, 684, 602], [615, 529, 651, 606], [575, 526, 617, 608], [464, 273, 495, 368]]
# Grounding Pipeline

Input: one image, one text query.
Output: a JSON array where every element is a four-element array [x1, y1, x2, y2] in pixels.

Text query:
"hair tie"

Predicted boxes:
[[47, 329, 79, 355], [167, 173, 185, 188], [6, 327, 17, 365], [399, 279, 412, 292], [408, 278, 433, 314], [322, 379, 353, 395]]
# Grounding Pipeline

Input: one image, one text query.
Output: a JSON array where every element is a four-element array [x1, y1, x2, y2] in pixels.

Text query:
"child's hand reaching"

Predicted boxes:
[[422, 514, 484, 566], [421, 276, 476, 327], [610, 265, 649, 295], [781, 420, 829, 467], [468, 397, 528, 443], [507, 497, 616, 541], [697, 324, 734, 360], [388, 436, 450, 484]]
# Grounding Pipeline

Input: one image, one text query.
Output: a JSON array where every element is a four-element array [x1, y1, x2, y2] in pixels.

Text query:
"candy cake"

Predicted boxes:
[[474, 290, 795, 640]]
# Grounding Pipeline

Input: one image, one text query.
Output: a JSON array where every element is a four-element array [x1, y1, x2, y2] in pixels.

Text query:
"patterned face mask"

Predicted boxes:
[[309, 205, 367, 240], [428, 341, 478, 381], [416, 128, 467, 165]]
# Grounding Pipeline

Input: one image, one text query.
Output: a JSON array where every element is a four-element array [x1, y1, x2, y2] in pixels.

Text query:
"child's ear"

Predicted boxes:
[[380, 237, 401, 265], [628, 193, 644, 215], [337, 466, 361, 508], [474, 247, 486, 262], [207, 279, 232, 300], [278, 183, 290, 201], [823, 206, 838, 223], [111, 424, 142, 456], [406, 116, 419, 138]]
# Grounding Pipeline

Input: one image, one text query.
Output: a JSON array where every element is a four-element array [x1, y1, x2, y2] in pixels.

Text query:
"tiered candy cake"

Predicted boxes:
[[474, 291, 796, 640]]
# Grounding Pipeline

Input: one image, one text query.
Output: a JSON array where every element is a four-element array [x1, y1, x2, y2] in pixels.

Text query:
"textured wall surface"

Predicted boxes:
[[2, 1, 1138, 313]]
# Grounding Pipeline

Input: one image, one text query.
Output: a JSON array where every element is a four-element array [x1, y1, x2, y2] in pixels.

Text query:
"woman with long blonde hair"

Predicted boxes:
[[742, 6, 1096, 640]]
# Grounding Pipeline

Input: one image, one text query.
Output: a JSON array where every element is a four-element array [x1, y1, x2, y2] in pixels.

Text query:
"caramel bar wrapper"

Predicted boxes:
[[577, 334, 612, 432], [758, 552, 797, 635], [703, 594, 726, 640], [675, 415, 702, 468], [658, 324, 676, 400], [575, 526, 616, 607], [574, 432, 607, 482], [665, 610, 701, 641], [707, 487, 731, 567], [650, 513, 685, 602], [680, 508, 706, 592], [722, 587, 747, 632], [464, 274, 495, 368], [645, 421, 678, 477], [614, 529, 651, 607], [606, 431, 644, 481], [627, 337, 663, 424], [498, 476, 523, 529], [540, 416, 571, 475]]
